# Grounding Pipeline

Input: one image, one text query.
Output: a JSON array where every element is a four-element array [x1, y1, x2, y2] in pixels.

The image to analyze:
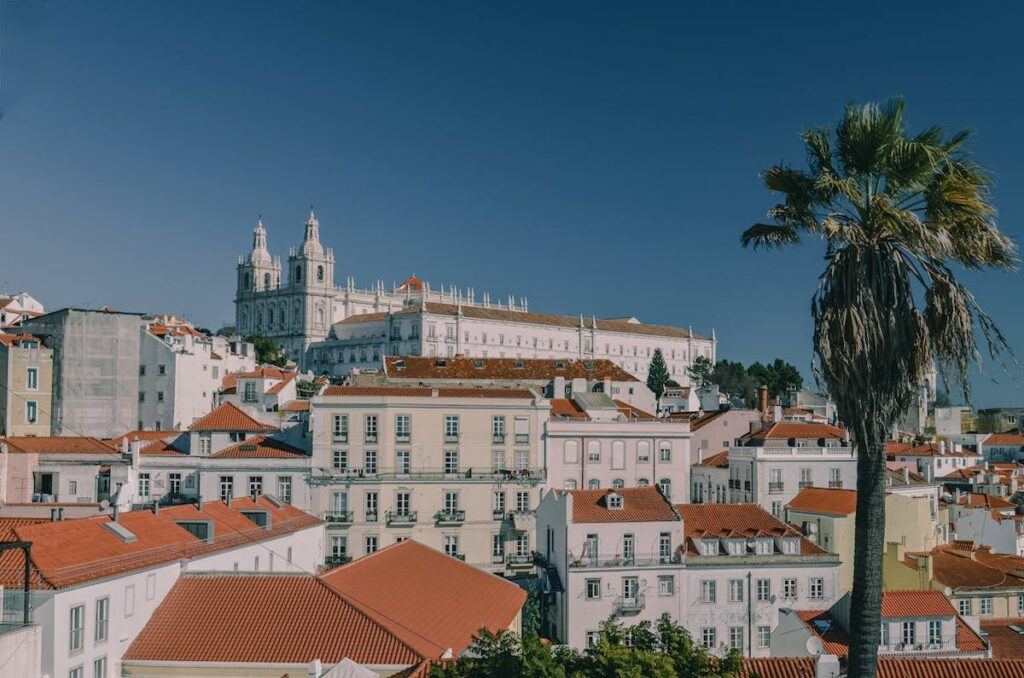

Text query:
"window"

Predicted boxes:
[[395, 414, 411, 441], [492, 534, 505, 558], [157, 390, 164, 402], [493, 490, 506, 517], [783, 578, 797, 599], [333, 414, 348, 441], [586, 579, 601, 599], [444, 450, 459, 475], [167, 473, 181, 496], [396, 450, 411, 475], [277, 476, 292, 503], [492, 416, 506, 441], [138, 473, 151, 499], [332, 449, 347, 470], [248, 475, 263, 497], [880, 623, 889, 648], [243, 381, 257, 402], [365, 535, 378, 554], [26, 400, 37, 423], [608, 494, 623, 509], [69, 480, 78, 495], [659, 533, 672, 563], [659, 445, 672, 462], [395, 491, 411, 516], [514, 417, 529, 443], [756, 579, 771, 601], [219, 476, 233, 501], [139, 365, 146, 376], [365, 491, 378, 521], [700, 580, 716, 603], [444, 415, 460, 441], [901, 621, 916, 646], [198, 433, 212, 456], [124, 584, 135, 617], [586, 631, 600, 647], [728, 579, 744, 603], [95, 597, 109, 643], [93, 656, 107, 678], [444, 491, 460, 514], [364, 449, 378, 474], [799, 467, 812, 488], [771, 501, 782, 518], [658, 478, 672, 500], [364, 415, 378, 442], [1018, 593, 1024, 615], [587, 441, 601, 463], [138, 391, 145, 403], [980, 597, 993, 615], [928, 620, 941, 645], [330, 535, 347, 559], [146, 572, 156, 599], [729, 626, 744, 651], [158, 363, 166, 375], [658, 575, 675, 596], [958, 598, 972, 615], [585, 534, 599, 559], [516, 491, 530, 512], [69, 603, 85, 652], [444, 534, 460, 557], [809, 577, 824, 600], [828, 467, 842, 488], [700, 627, 716, 649], [70, 668, 83, 678], [26, 367, 37, 390], [758, 625, 770, 649]]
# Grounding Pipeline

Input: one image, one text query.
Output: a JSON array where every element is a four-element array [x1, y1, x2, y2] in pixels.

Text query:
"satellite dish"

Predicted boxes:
[[944, 586, 953, 597], [99, 499, 110, 510], [806, 636, 824, 656]]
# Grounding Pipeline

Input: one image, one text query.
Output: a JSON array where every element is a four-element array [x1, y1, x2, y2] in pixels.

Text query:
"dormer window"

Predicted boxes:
[[780, 537, 800, 555], [514, 360, 524, 369], [474, 360, 484, 369], [607, 493, 623, 509], [726, 540, 746, 556], [700, 539, 718, 556], [755, 538, 773, 555], [555, 361, 565, 370], [436, 359, 447, 368]]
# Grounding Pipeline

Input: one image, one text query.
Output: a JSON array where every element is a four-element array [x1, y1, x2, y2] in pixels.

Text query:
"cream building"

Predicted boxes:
[[234, 212, 716, 382], [0, 333, 53, 436], [309, 385, 549, 575]]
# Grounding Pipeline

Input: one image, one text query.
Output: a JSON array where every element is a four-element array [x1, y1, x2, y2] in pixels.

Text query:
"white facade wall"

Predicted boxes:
[[690, 465, 729, 504], [729, 444, 858, 517], [954, 508, 1024, 556], [892, 452, 982, 482], [690, 410, 762, 464], [543, 420, 690, 502]]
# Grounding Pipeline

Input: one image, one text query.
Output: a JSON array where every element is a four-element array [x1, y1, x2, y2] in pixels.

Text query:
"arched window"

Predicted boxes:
[[267, 307, 274, 325], [317, 265, 324, 282], [317, 305, 325, 325], [263, 272, 270, 289], [295, 265, 302, 283], [592, 382, 604, 393], [256, 307, 264, 327], [658, 478, 672, 500], [612, 478, 624, 488], [588, 479, 600, 490], [243, 272, 251, 289], [587, 441, 600, 463], [638, 478, 649, 487], [564, 479, 577, 489]]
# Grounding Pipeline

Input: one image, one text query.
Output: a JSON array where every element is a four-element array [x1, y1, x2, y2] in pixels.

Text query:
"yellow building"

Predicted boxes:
[[0, 333, 53, 436], [786, 484, 942, 594]]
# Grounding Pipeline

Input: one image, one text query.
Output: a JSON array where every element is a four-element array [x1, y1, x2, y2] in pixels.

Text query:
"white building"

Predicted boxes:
[[544, 393, 690, 501], [690, 451, 729, 504], [886, 441, 982, 482], [233, 212, 716, 382], [954, 506, 1024, 556], [684, 408, 763, 465], [728, 422, 856, 517], [218, 366, 298, 414], [309, 385, 548, 574], [138, 317, 255, 430], [0, 291, 45, 326], [977, 433, 1024, 463], [0, 436, 129, 507], [0, 497, 322, 678], [536, 487, 840, 656]]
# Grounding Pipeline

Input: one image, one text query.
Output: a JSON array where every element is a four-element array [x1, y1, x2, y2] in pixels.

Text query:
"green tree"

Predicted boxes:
[[687, 355, 714, 391], [747, 358, 804, 400], [646, 349, 671, 401], [215, 325, 237, 337], [742, 99, 1015, 676], [710, 359, 759, 404], [246, 333, 288, 367]]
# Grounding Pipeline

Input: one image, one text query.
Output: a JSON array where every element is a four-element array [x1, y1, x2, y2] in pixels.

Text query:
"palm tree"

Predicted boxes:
[[741, 99, 1016, 676]]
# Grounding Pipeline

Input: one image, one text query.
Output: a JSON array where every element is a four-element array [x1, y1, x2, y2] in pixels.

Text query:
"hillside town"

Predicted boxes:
[[1, 215, 1022, 678]]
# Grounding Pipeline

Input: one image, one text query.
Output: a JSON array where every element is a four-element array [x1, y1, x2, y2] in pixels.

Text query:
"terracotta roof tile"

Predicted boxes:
[[796, 609, 849, 655], [322, 385, 536, 399], [1, 436, 120, 455], [695, 451, 729, 468], [383, 356, 640, 382], [614, 400, 655, 420], [549, 398, 588, 420], [957, 492, 1015, 509], [139, 437, 187, 456], [265, 372, 296, 395], [320, 540, 526, 658], [675, 503, 826, 555], [880, 589, 958, 617], [876, 659, 1024, 677], [210, 435, 307, 459], [738, 658, 817, 678], [742, 421, 847, 442], [569, 487, 679, 523], [890, 442, 981, 458], [122, 574, 423, 666], [108, 430, 181, 448], [280, 399, 311, 412], [986, 433, 1024, 447], [980, 618, 1024, 659], [189, 403, 276, 432], [0, 333, 44, 348], [787, 487, 859, 516], [903, 545, 1024, 590]]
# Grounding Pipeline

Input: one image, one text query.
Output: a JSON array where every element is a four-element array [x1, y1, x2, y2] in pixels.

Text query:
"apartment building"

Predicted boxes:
[[0, 497, 322, 678], [690, 451, 729, 504], [0, 333, 53, 436], [951, 495, 1024, 556], [309, 385, 548, 575], [684, 408, 763, 465], [0, 436, 130, 506], [544, 393, 690, 501], [886, 441, 982, 482], [728, 422, 855, 517], [977, 433, 1024, 463], [773, 589, 988, 660], [0, 291, 45, 326], [218, 366, 297, 414]]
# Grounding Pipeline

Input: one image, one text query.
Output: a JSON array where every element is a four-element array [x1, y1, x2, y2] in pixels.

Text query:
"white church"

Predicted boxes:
[[235, 211, 716, 382]]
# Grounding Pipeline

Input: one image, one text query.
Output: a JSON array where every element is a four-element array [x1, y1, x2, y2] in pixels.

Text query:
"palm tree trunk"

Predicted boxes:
[[847, 441, 887, 677]]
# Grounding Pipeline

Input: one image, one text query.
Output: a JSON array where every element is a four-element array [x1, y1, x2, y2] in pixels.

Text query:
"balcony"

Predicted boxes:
[[323, 510, 353, 523], [506, 554, 535, 569], [365, 433, 378, 443], [492, 434, 506, 444], [325, 554, 352, 567], [493, 509, 507, 521], [798, 481, 813, 489], [614, 594, 645, 614], [435, 510, 466, 525], [828, 481, 844, 489], [492, 553, 506, 565], [569, 554, 681, 569], [385, 510, 417, 525], [365, 512, 379, 523], [395, 433, 411, 443], [310, 467, 546, 484], [448, 552, 466, 561], [444, 435, 460, 444], [768, 482, 785, 494]]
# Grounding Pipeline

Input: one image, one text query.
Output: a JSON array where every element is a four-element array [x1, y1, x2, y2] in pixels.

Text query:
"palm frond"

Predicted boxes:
[[740, 223, 800, 249]]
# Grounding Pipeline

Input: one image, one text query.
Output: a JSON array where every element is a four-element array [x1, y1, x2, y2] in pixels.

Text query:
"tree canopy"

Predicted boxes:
[[646, 349, 671, 400], [246, 333, 288, 367], [707, 358, 803, 404]]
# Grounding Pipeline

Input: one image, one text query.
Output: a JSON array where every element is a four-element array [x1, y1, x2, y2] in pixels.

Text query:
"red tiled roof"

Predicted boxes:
[[876, 659, 1024, 677], [0, 497, 321, 590], [139, 438, 187, 456], [108, 430, 181, 448], [383, 356, 640, 382], [280, 399, 310, 412], [903, 545, 1024, 590], [549, 398, 588, 419], [320, 540, 527, 659], [980, 618, 1024, 659], [265, 372, 296, 395], [189, 403, 276, 432], [796, 610, 849, 655], [956, 615, 989, 653], [322, 386, 536, 399], [742, 421, 846, 441], [397, 274, 424, 291], [957, 492, 1015, 509], [210, 435, 307, 459], [0, 333, 44, 347], [232, 366, 290, 380], [569, 487, 679, 523], [614, 400, 655, 420], [695, 451, 729, 468], [986, 433, 1024, 447], [1, 436, 120, 455], [890, 442, 980, 458], [881, 589, 957, 617], [738, 658, 817, 678], [122, 574, 423, 666], [675, 503, 826, 555], [787, 487, 859, 516]]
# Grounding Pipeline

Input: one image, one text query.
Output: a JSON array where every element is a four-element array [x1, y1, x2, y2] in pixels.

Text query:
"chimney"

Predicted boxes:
[[939, 440, 947, 455], [902, 467, 909, 484], [308, 659, 322, 678], [815, 654, 841, 678], [226, 491, 232, 508], [152, 501, 160, 515], [758, 385, 768, 415], [112, 503, 120, 523], [196, 493, 203, 511]]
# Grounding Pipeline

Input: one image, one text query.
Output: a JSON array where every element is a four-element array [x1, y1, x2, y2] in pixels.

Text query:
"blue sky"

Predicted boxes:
[[1, 1, 1022, 406]]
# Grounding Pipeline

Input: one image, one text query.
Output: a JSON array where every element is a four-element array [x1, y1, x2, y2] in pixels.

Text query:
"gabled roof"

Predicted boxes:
[[122, 574, 423, 666], [1, 436, 120, 455], [0, 497, 321, 590], [108, 430, 181, 448], [889, 442, 980, 458], [957, 492, 1015, 510], [980, 618, 1024, 659], [568, 487, 679, 524], [0, 333, 44, 348], [876, 659, 1024, 678], [695, 451, 730, 468], [139, 437, 188, 456], [614, 400, 656, 420], [903, 544, 1024, 590], [210, 435, 307, 459], [322, 386, 536, 400], [880, 589, 958, 617], [265, 372, 296, 395], [674, 503, 826, 555], [786, 487, 859, 517], [549, 398, 588, 420], [383, 356, 640, 382], [986, 433, 1024, 447], [189, 403, 276, 432], [319, 540, 526, 659], [740, 421, 846, 443]]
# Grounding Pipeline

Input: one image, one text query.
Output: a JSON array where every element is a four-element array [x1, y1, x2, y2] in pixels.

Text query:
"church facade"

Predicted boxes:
[[236, 212, 716, 383]]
